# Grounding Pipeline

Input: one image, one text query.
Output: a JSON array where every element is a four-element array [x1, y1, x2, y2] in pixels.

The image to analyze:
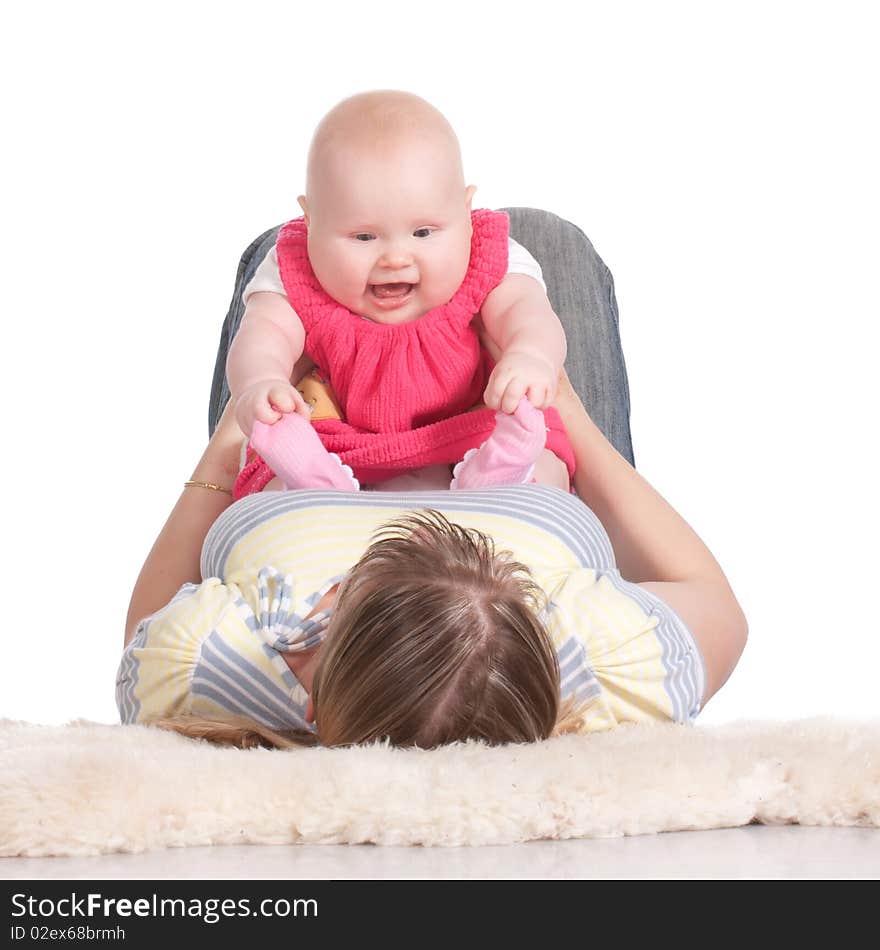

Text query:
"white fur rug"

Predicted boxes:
[[1, 717, 877, 857]]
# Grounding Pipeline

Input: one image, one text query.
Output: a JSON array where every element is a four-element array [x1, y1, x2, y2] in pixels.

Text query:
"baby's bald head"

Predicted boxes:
[[297, 91, 478, 325], [299, 90, 469, 221]]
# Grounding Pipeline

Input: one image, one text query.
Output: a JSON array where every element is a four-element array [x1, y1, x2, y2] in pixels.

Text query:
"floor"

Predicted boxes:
[[2, 827, 878, 879]]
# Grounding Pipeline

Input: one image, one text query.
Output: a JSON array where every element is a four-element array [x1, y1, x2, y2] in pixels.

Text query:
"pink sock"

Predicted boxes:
[[250, 414, 359, 491], [450, 397, 547, 490]]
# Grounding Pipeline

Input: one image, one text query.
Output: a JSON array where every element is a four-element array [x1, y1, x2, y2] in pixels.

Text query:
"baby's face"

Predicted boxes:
[[300, 140, 476, 324]]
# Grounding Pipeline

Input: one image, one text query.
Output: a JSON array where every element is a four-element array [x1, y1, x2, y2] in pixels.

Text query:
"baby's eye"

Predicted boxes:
[[353, 233, 374, 242], [413, 228, 434, 238]]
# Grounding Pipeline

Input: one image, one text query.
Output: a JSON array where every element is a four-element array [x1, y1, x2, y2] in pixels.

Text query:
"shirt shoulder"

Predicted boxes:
[[242, 243, 294, 307], [505, 237, 547, 292]]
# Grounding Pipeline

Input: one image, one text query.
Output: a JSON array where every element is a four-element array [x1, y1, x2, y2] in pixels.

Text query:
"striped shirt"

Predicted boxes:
[[117, 486, 705, 735]]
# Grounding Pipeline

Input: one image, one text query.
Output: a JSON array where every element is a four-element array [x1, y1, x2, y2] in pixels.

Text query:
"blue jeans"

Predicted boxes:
[[208, 207, 635, 467]]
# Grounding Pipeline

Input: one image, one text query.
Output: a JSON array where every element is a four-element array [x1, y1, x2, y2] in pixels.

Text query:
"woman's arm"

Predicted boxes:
[[123, 400, 245, 646], [553, 371, 748, 706]]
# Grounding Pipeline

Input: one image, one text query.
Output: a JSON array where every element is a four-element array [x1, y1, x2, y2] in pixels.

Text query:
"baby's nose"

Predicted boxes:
[[378, 247, 414, 268]]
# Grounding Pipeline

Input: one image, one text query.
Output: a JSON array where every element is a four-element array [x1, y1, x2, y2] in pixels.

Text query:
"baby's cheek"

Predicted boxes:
[[312, 247, 359, 294], [419, 276, 458, 312]]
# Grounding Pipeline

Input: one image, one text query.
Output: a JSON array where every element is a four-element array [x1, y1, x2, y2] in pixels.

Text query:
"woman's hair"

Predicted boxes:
[[155, 510, 582, 750]]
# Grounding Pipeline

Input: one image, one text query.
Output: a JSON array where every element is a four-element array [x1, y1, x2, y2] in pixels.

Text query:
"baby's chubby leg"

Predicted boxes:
[[531, 448, 570, 490], [368, 463, 455, 492], [250, 413, 359, 492]]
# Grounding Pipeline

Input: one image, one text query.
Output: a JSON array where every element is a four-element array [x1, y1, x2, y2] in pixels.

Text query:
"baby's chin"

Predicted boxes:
[[359, 306, 429, 326]]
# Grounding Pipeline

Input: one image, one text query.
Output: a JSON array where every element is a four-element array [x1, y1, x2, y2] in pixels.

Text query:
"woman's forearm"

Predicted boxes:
[[554, 372, 733, 588], [124, 403, 244, 645]]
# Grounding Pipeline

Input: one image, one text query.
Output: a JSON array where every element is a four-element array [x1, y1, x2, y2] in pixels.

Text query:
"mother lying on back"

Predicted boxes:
[[118, 372, 747, 749]]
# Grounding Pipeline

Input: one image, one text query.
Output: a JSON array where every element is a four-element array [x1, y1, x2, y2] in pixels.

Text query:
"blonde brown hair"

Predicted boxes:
[[155, 511, 582, 749]]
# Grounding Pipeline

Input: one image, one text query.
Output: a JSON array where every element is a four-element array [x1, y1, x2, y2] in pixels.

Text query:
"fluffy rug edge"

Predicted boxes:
[[1, 716, 878, 856]]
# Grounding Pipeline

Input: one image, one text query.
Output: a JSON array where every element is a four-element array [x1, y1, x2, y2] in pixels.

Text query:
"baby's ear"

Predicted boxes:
[[465, 184, 477, 209], [297, 194, 310, 224]]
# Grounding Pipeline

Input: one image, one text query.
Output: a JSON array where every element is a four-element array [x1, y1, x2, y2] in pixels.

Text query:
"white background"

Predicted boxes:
[[1, 1, 877, 727]]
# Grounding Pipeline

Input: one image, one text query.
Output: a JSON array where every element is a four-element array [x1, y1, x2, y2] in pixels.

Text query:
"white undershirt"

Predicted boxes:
[[242, 236, 546, 305]]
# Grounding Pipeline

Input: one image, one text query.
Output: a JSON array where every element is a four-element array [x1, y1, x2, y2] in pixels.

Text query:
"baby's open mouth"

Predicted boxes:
[[370, 283, 415, 299]]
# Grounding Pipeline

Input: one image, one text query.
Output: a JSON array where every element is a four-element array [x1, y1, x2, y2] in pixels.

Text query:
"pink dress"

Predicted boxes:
[[234, 209, 574, 497]]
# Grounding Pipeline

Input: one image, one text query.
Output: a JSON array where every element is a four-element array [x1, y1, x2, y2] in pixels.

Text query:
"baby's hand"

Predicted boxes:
[[234, 379, 311, 437], [484, 351, 559, 413]]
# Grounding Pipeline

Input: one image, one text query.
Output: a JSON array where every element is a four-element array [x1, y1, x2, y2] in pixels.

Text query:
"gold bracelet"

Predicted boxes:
[[183, 480, 233, 495]]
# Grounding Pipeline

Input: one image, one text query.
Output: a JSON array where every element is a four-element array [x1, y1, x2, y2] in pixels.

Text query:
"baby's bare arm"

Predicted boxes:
[[480, 275, 567, 411], [227, 292, 310, 433], [226, 291, 306, 394], [481, 275, 566, 370]]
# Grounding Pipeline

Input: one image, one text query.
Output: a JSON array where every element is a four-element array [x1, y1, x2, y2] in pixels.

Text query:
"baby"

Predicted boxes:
[[227, 90, 576, 496]]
